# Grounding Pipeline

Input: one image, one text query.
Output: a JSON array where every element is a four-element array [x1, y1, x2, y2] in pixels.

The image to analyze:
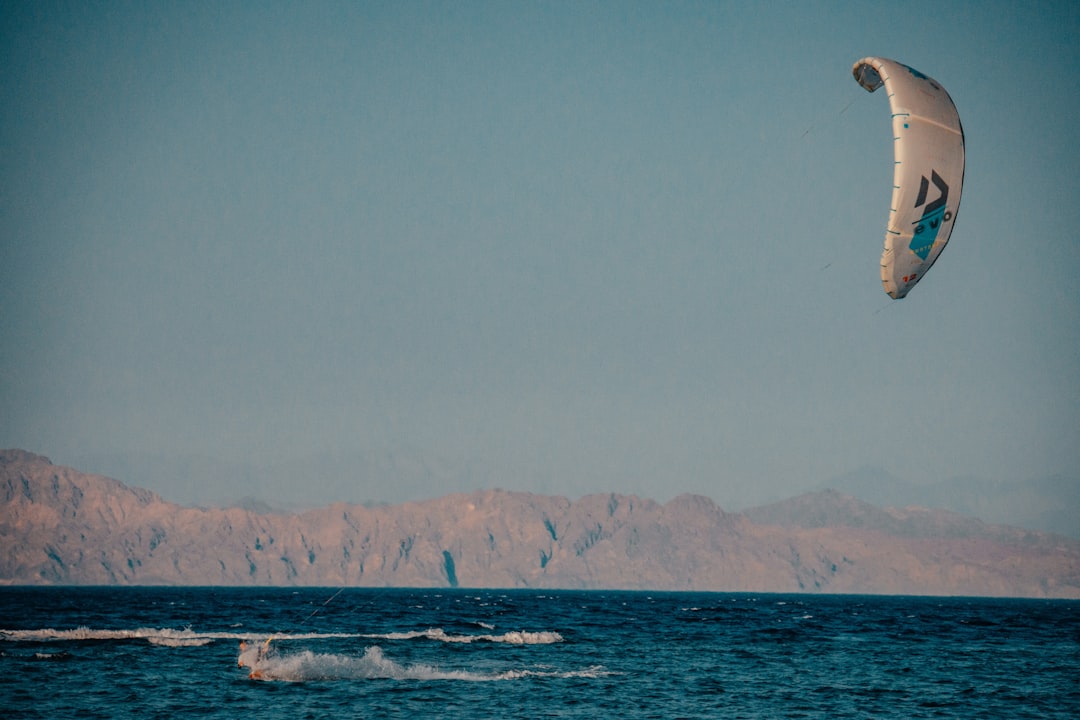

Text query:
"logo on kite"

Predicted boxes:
[[910, 170, 951, 260]]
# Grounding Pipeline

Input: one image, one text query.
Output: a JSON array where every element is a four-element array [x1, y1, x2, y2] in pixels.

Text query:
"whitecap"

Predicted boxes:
[[243, 646, 608, 684], [361, 627, 562, 645]]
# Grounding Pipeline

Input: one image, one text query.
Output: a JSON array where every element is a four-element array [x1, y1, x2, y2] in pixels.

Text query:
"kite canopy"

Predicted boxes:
[[853, 57, 965, 299]]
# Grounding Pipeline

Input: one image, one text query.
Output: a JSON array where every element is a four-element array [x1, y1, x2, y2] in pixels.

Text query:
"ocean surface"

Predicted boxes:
[[2, 588, 1078, 719]]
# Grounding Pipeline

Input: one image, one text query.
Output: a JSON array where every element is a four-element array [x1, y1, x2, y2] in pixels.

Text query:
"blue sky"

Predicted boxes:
[[2, 1, 1078, 509]]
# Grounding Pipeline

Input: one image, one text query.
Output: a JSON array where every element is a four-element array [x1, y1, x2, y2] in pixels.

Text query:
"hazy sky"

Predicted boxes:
[[3, 1, 1078, 509]]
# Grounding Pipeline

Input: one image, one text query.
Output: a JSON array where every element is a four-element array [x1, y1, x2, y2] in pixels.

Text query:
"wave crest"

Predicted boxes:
[[365, 628, 563, 644], [244, 645, 610, 683]]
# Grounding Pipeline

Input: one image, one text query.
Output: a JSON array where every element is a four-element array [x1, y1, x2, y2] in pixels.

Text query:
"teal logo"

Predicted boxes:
[[910, 170, 951, 260]]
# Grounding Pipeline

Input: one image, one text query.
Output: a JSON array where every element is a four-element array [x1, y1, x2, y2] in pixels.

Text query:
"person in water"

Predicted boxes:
[[237, 639, 270, 678]]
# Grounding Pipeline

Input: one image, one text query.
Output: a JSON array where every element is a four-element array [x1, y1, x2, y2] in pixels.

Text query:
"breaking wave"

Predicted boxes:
[[243, 645, 609, 683]]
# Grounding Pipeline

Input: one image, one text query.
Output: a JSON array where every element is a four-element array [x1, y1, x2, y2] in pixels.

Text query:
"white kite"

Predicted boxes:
[[853, 57, 965, 299]]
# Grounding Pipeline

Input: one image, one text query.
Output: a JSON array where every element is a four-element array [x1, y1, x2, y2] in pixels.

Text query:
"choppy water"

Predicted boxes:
[[2, 588, 1078, 718]]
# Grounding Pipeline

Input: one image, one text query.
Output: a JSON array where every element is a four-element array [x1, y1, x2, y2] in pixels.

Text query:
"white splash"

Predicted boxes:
[[242, 645, 611, 683]]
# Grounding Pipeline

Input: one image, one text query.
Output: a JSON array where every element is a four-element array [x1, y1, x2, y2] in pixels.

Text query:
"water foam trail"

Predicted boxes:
[[1, 627, 220, 646], [2, 626, 562, 646], [244, 646, 610, 683], [0, 627, 352, 646]]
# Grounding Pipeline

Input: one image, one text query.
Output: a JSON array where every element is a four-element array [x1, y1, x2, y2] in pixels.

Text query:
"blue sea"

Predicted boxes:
[[2, 588, 1078, 718]]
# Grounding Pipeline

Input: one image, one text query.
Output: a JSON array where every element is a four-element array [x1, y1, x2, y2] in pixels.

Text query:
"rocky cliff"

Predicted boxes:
[[2, 450, 1078, 596]]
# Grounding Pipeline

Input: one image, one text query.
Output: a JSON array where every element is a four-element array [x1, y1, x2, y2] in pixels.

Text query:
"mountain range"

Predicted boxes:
[[2, 449, 1077, 597], [818, 466, 1078, 538], [65, 451, 1079, 540]]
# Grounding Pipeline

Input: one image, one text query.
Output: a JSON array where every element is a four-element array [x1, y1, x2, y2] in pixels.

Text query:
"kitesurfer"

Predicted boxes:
[[238, 638, 271, 678]]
